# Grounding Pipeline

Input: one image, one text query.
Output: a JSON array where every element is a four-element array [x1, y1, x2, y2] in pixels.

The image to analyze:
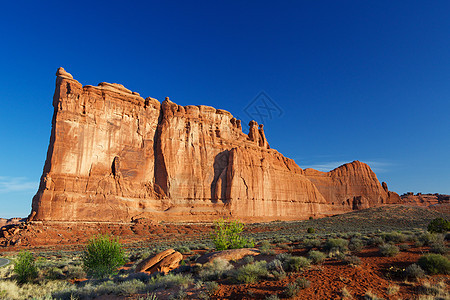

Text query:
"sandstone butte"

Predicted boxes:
[[29, 68, 401, 223]]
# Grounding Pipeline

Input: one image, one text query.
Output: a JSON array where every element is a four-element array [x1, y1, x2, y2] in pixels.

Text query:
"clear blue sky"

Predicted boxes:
[[1, 1, 449, 218]]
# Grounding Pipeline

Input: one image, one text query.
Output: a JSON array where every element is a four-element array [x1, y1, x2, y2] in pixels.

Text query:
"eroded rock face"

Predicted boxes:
[[30, 69, 400, 222], [304, 161, 401, 215]]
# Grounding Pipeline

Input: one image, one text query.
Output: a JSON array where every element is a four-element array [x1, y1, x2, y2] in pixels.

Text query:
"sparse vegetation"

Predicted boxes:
[[379, 243, 399, 257], [427, 217, 450, 233], [82, 234, 126, 278], [363, 290, 384, 300], [198, 258, 233, 281], [405, 263, 425, 280], [211, 219, 254, 251], [233, 260, 268, 283], [308, 250, 326, 264], [0, 205, 447, 299], [418, 253, 450, 275], [13, 251, 38, 284], [325, 238, 349, 252]]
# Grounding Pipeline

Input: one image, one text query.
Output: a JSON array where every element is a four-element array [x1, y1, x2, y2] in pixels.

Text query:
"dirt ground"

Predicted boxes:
[[0, 205, 448, 299]]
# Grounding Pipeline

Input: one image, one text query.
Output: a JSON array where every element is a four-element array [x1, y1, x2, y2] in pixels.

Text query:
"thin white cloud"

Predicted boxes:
[[0, 176, 38, 193], [301, 160, 393, 173], [302, 161, 350, 172]]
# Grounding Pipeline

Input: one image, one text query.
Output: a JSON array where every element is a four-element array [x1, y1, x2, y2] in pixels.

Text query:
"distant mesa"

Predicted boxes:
[[29, 68, 401, 222]]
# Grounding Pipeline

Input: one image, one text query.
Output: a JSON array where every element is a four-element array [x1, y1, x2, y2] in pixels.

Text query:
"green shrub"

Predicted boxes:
[[398, 243, 410, 251], [303, 238, 321, 249], [418, 254, 450, 275], [82, 234, 126, 278], [295, 277, 310, 289], [370, 236, 384, 246], [284, 256, 310, 272], [198, 258, 233, 281], [284, 282, 300, 298], [204, 281, 220, 296], [419, 280, 448, 298], [233, 261, 268, 283], [307, 227, 315, 234], [13, 251, 39, 284], [379, 243, 399, 257], [427, 218, 450, 233], [405, 263, 425, 280], [349, 238, 364, 253], [325, 238, 349, 252], [211, 219, 253, 251], [147, 273, 193, 291], [383, 231, 406, 243], [308, 250, 326, 264], [176, 246, 191, 254], [342, 255, 361, 266], [45, 267, 65, 280], [259, 240, 275, 255], [363, 290, 384, 300]]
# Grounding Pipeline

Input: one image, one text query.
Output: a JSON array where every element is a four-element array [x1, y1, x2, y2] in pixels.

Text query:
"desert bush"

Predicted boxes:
[[284, 278, 310, 297], [284, 256, 310, 272], [398, 243, 410, 251], [342, 255, 361, 266], [325, 238, 349, 252], [45, 267, 65, 280], [138, 293, 158, 300], [405, 263, 425, 280], [430, 240, 448, 254], [379, 243, 399, 257], [211, 219, 253, 250], [349, 238, 364, 253], [284, 282, 300, 298], [418, 253, 450, 275], [259, 240, 275, 255], [13, 251, 39, 284], [204, 281, 219, 296], [233, 261, 268, 283], [0, 279, 70, 300], [277, 243, 293, 251], [427, 218, 450, 233], [117, 279, 146, 296], [383, 231, 406, 243], [267, 259, 286, 280], [295, 277, 310, 289], [198, 258, 233, 281], [363, 289, 384, 300], [176, 246, 191, 254], [147, 273, 194, 291], [265, 295, 280, 300], [369, 236, 384, 246], [272, 237, 290, 244], [419, 280, 448, 298], [341, 286, 353, 299], [308, 250, 326, 264], [303, 238, 321, 249], [387, 284, 399, 295], [82, 234, 126, 279], [307, 227, 315, 234], [243, 255, 254, 264]]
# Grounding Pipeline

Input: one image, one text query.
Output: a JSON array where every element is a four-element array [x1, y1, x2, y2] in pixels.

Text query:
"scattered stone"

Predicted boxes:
[[135, 249, 183, 274], [196, 248, 260, 264]]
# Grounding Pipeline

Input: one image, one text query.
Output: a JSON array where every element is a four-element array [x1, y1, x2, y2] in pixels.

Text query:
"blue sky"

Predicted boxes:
[[1, 1, 449, 218]]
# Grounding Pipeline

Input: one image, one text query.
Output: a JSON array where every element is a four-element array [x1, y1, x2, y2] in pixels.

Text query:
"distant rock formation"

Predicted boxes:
[[400, 192, 449, 207], [29, 69, 401, 222]]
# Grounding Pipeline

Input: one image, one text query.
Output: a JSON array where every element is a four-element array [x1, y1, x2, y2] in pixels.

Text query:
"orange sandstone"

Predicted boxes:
[[30, 68, 400, 222]]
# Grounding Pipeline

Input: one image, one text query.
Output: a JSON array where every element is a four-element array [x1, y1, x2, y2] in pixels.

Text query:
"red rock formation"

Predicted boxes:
[[304, 161, 401, 215], [30, 68, 400, 222], [400, 193, 449, 207]]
